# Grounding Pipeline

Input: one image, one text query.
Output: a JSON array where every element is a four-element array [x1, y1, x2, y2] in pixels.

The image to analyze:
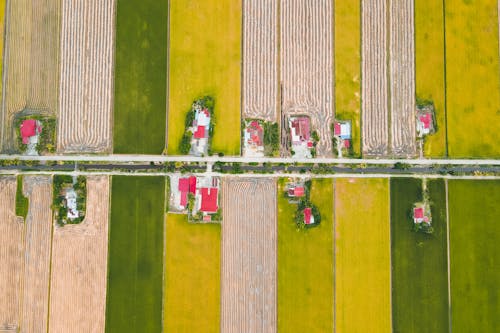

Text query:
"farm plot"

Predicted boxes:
[[278, 179, 334, 333], [221, 178, 277, 333], [113, 0, 167, 154], [415, 0, 446, 157], [242, 0, 278, 122], [164, 214, 221, 333], [20, 176, 53, 333], [391, 178, 449, 333], [1, 0, 60, 152], [334, 178, 391, 333], [445, 0, 500, 157], [0, 177, 24, 329], [448, 180, 500, 332], [334, 0, 361, 156], [361, 0, 389, 156], [105, 176, 165, 333], [48, 176, 110, 333], [389, 0, 416, 157], [57, 0, 115, 153], [280, 0, 334, 157], [168, 0, 241, 155]]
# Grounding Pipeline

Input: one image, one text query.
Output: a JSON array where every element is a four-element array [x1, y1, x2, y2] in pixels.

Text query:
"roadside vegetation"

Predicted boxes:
[[277, 178, 333, 332], [335, 178, 392, 333], [105, 176, 165, 333], [415, 0, 447, 157], [390, 178, 449, 332], [445, 0, 500, 157], [448, 180, 500, 332], [113, 0, 168, 154], [15, 175, 29, 219], [334, 0, 361, 156], [164, 214, 220, 332], [168, 0, 241, 156]]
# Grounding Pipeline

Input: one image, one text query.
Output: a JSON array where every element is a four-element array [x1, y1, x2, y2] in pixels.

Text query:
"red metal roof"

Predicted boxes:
[[334, 122, 341, 136], [304, 207, 312, 224], [178, 178, 189, 192], [188, 176, 197, 194], [20, 119, 37, 143], [193, 126, 205, 139], [413, 207, 424, 219], [180, 191, 188, 207], [344, 140, 351, 148], [419, 113, 432, 129], [307, 141, 313, 148], [291, 117, 310, 140], [200, 188, 218, 213], [294, 187, 305, 197]]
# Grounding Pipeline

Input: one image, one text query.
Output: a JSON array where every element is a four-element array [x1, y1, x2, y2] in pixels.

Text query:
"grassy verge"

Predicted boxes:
[[448, 180, 500, 332], [334, 0, 361, 156], [390, 178, 449, 332], [164, 214, 220, 332], [105, 176, 165, 333], [168, 0, 241, 155], [335, 178, 391, 332], [277, 178, 333, 332], [415, 0, 447, 157], [113, 0, 168, 154], [15, 175, 28, 219], [445, 1, 500, 157]]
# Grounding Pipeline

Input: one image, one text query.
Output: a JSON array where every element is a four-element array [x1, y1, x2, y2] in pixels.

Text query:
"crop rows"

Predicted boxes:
[[0, 177, 24, 331], [242, 0, 278, 122], [221, 178, 277, 333], [57, 0, 115, 153], [361, 0, 389, 156], [48, 176, 110, 333], [389, 0, 416, 156], [19, 176, 53, 333], [1, 0, 60, 152], [280, 0, 334, 156]]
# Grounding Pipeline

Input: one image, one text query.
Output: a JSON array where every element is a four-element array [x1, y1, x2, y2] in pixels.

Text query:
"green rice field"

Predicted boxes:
[[415, 0, 447, 157], [277, 179, 334, 333], [390, 178, 449, 333], [105, 176, 165, 333], [334, 0, 361, 156], [445, 0, 500, 157], [164, 214, 221, 332], [113, 0, 168, 154], [448, 180, 500, 332], [168, 0, 241, 155]]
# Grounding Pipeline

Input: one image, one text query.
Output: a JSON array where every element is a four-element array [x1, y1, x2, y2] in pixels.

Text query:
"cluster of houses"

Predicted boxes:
[[333, 120, 352, 157], [288, 116, 314, 158], [171, 174, 220, 222], [189, 106, 212, 156], [243, 120, 264, 157], [285, 179, 315, 225], [20, 119, 42, 155]]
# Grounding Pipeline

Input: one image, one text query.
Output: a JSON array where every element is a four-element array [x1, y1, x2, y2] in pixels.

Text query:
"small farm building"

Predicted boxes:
[[413, 206, 431, 224], [290, 117, 311, 144], [200, 188, 218, 213], [304, 207, 315, 225], [20, 119, 42, 144], [288, 186, 305, 197]]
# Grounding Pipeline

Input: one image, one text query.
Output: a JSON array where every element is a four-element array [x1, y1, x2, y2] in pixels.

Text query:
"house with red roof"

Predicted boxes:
[[243, 120, 265, 157], [413, 203, 431, 225], [288, 116, 314, 158], [20, 119, 42, 145], [200, 187, 218, 213], [288, 186, 305, 197], [189, 106, 211, 156], [333, 120, 352, 156], [416, 105, 435, 137], [178, 176, 197, 208], [303, 207, 315, 225]]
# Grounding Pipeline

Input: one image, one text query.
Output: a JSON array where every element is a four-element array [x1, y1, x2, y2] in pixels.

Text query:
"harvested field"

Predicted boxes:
[[20, 176, 53, 333], [280, 0, 334, 156], [389, 0, 416, 157], [0, 177, 24, 330], [221, 178, 277, 333], [57, 0, 115, 153], [334, 178, 392, 333], [242, 0, 278, 122], [361, 0, 389, 156], [48, 176, 110, 333], [1, 0, 60, 152]]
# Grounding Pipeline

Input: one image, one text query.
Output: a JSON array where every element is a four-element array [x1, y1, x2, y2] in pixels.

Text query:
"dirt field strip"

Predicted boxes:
[[389, 0, 416, 157], [57, 0, 115, 153], [221, 178, 277, 333], [0, 177, 25, 330], [361, 0, 389, 156], [1, 0, 60, 152], [280, 0, 334, 156], [242, 0, 278, 122], [19, 176, 53, 333], [48, 176, 109, 333]]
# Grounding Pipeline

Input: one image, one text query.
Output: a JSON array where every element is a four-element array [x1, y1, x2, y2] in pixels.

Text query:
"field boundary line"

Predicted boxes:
[[442, 0, 449, 157], [164, 0, 171, 153], [387, 178, 394, 332], [46, 175, 55, 333], [0, 0, 12, 151], [445, 179, 452, 333], [161, 176, 168, 330], [332, 179, 336, 333]]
